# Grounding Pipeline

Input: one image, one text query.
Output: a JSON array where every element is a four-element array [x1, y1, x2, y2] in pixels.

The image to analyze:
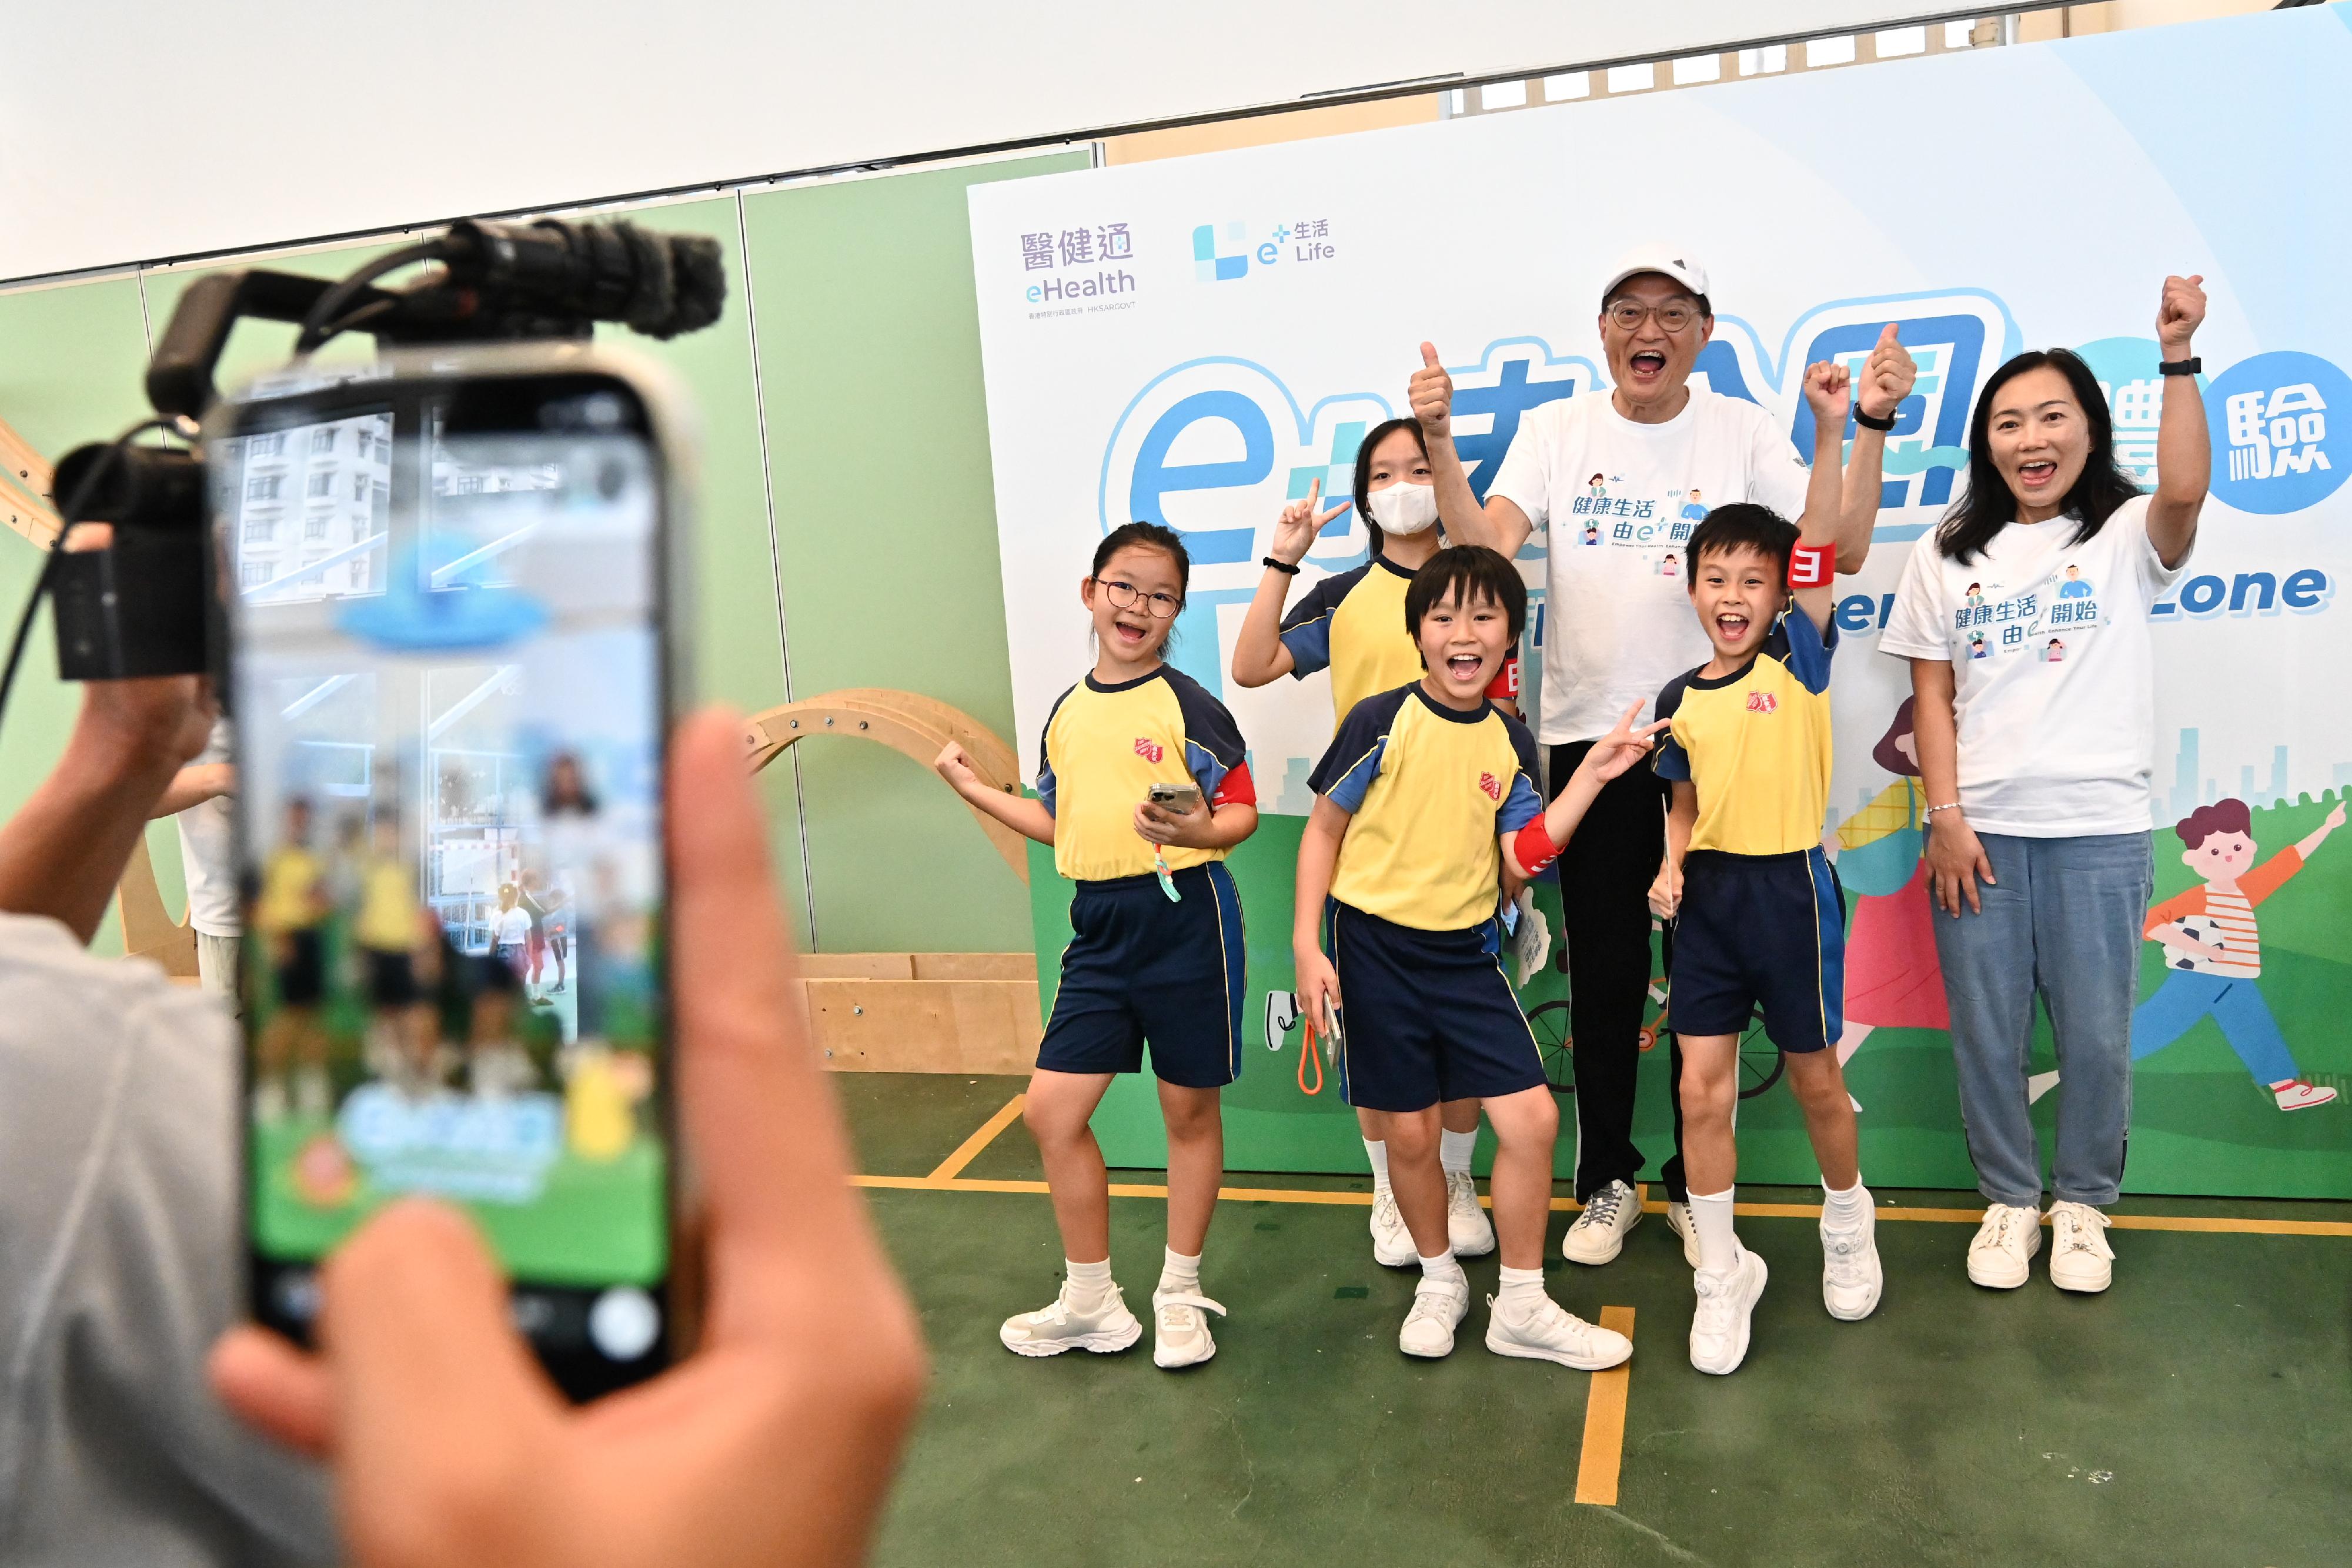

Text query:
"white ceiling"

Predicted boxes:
[[1, 2, 1964, 281]]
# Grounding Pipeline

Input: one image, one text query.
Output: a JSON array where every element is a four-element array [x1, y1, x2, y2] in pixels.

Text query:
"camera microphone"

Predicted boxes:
[[440, 218, 726, 340]]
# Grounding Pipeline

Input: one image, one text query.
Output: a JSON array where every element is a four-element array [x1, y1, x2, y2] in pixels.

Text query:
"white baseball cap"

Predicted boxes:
[[1599, 244, 1710, 306]]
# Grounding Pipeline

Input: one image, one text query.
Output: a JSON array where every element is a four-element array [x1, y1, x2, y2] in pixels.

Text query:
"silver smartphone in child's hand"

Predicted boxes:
[[1146, 782, 1202, 813]]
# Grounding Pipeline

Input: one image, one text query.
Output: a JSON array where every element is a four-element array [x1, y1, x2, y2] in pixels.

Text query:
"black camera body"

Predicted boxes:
[[41, 215, 724, 686]]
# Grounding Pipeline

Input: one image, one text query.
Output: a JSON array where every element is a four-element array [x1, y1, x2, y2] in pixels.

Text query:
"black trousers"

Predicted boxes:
[[1548, 741, 1686, 1203]]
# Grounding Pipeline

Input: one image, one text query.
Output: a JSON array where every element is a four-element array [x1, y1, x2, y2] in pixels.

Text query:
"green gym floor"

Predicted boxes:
[[838, 1074, 2352, 1568]]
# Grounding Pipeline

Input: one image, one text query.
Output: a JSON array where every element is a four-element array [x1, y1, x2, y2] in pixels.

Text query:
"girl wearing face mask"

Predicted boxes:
[[1232, 416, 1516, 1272], [1880, 275, 2210, 1300]]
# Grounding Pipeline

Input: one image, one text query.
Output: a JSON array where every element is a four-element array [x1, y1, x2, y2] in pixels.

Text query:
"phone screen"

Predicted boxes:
[[222, 366, 676, 1397]]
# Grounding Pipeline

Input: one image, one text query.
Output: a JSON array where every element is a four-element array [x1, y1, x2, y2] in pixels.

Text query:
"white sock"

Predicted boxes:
[[1418, 1248, 1465, 1288], [1822, 1176, 1869, 1228], [1689, 1188, 1739, 1275], [1496, 1263, 1546, 1310], [1159, 1246, 1200, 1293], [1065, 1257, 1114, 1310], [1439, 1126, 1477, 1176], [1364, 1138, 1391, 1197]]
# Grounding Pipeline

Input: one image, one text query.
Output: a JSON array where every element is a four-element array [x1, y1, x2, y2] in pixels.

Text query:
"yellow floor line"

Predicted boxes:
[[924, 1094, 1027, 1183], [851, 1172, 2352, 1238], [1573, 1306, 1636, 1507]]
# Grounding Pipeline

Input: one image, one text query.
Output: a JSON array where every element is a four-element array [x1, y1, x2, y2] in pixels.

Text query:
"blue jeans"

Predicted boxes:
[[1933, 832, 2152, 1207], [2132, 970, 2298, 1086]]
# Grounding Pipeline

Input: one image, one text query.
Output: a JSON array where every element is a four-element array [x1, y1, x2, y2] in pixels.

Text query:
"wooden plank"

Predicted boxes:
[[807, 977, 1040, 1074], [911, 951, 1035, 982], [798, 952, 916, 981]]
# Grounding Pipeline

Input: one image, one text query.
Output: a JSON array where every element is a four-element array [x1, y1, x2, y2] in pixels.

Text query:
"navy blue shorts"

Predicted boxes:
[[1327, 900, 1546, 1112], [1669, 847, 1846, 1054], [1038, 862, 1246, 1088]]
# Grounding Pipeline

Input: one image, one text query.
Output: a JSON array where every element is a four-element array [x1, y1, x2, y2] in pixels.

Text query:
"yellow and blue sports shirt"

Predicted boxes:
[[1308, 683, 1542, 932], [1279, 552, 1525, 729], [1653, 607, 1838, 857], [1038, 665, 1255, 883], [1279, 556, 1428, 730]]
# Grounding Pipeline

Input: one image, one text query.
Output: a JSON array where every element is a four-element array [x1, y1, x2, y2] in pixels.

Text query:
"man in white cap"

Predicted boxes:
[[1413, 244, 1915, 1268]]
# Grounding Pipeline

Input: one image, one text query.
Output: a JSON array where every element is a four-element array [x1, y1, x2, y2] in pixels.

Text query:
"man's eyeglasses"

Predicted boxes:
[[1604, 299, 1704, 334], [1100, 579, 1181, 618]]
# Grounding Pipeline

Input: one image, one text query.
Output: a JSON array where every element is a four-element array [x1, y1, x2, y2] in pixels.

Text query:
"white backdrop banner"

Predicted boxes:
[[968, 5, 2352, 1193]]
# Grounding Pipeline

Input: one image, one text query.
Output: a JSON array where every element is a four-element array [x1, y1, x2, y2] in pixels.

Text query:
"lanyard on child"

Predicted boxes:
[[1152, 845, 1181, 902]]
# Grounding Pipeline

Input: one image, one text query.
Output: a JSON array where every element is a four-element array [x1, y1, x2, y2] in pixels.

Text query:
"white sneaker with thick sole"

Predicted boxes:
[[1562, 1179, 1642, 1265], [1398, 1275, 1470, 1358], [1820, 1194, 1883, 1322], [2047, 1201, 2115, 1293], [1965, 1202, 2042, 1289], [1368, 1189, 1416, 1268], [1485, 1293, 1633, 1370], [2273, 1079, 2339, 1111], [1689, 1247, 1769, 1375], [1446, 1170, 1496, 1258], [1000, 1282, 1142, 1357], [1150, 1288, 1226, 1369], [1663, 1201, 1704, 1269]]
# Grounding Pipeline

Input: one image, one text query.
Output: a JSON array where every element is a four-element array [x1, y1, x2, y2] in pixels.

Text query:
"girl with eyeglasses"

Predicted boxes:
[[936, 521, 1259, 1370]]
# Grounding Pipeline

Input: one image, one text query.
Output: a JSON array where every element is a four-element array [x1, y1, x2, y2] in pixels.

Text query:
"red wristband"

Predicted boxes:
[[1513, 817, 1562, 875], [1788, 541, 1834, 589]]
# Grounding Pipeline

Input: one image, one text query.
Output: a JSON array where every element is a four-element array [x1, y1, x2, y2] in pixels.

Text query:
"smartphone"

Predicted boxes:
[[1146, 781, 1202, 813], [213, 345, 693, 1401]]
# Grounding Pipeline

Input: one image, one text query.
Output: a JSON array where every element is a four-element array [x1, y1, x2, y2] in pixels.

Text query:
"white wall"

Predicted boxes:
[[4, 1, 1961, 281]]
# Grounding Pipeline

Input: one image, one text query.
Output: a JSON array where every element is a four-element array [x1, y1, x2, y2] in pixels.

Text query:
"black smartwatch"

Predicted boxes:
[[1262, 556, 1300, 576], [1852, 406, 1899, 432], [2159, 356, 2201, 376]]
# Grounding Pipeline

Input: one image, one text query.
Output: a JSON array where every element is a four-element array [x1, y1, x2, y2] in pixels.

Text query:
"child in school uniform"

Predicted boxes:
[[1645, 363, 1886, 1375], [1230, 414, 1519, 1267], [1292, 545, 1655, 1369], [936, 521, 1258, 1370]]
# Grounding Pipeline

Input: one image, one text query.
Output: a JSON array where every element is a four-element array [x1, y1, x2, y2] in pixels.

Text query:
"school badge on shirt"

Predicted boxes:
[[1478, 771, 1503, 801], [1134, 737, 1164, 763]]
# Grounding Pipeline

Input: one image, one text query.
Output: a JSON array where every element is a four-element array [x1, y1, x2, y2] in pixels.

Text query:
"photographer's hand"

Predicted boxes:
[[0, 673, 213, 943], [209, 708, 927, 1568]]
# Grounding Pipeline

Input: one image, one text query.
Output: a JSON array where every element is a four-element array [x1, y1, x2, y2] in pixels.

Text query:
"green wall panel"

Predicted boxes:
[[743, 153, 1089, 952]]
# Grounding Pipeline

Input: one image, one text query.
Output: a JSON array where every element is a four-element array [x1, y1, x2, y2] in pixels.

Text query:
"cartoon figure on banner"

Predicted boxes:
[[1965, 582, 1984, 609], [1588, 472, 1606, 502], [1661, 553, 1679, 578], [1581, 517, 1601, 546], [1967, 631, 1990, 659], [2057, 563, 2094, 600], [2044, 638, 2066, 664], [1681, 487, 1706, 526], [2130, 797, 2344, 1111], [1826, 698, 1947, 1111]]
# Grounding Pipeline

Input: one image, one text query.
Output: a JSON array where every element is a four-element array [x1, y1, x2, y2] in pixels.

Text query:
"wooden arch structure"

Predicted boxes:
[[743, 688, 1030, 884]]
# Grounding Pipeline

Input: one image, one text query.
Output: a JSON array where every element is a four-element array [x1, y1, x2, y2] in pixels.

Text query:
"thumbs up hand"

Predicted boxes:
[[1858, 323, 1916, 422], [1408, 342, 1454, 439]]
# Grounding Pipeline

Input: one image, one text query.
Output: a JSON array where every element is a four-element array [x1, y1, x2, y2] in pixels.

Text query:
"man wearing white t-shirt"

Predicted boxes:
[[152, 717, 239, 1006], [1415, 245, 1915, 1267]]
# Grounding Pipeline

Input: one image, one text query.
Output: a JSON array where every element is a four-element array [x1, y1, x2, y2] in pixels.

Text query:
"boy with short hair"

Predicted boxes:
[[1645, 364, 1882, 1375], [1293, 545, 1659, 1369]]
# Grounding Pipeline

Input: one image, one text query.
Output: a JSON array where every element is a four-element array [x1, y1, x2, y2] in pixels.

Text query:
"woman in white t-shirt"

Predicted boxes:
[[1881, 275, 2209, 1299]]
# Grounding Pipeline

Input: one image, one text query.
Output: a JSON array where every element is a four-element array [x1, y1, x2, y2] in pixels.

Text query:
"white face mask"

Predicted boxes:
[[1366, 479, 1439, 537]]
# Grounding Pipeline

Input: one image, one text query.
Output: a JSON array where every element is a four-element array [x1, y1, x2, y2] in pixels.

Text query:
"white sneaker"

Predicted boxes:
[[1150, 1287, 1226, 1369], [1663, 1201, 1704, 1269], [2274, 1079, 2339, 1111], [1398, 1275, 1469, 1358], [1965, 1202, 2042, 1289], [2047, 1201, 2115, 1293], [1563, 1179, 1642, 1265], [1445, 1170, 1496, 1258], [1000, 1282, 1142, 1357], [1368, 1188, 1416, 1268], [1484, 1292, 1632, 1370], [1689, 1246, 1768, 1375], [1820, 1193, 1883, 1322]]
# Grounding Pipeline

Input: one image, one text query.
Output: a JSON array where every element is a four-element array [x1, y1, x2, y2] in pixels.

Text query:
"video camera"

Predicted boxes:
[[23, 215, 725, 693]]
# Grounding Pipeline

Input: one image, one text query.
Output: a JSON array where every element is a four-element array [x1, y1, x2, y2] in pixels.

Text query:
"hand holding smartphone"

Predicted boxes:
[[222, 347, 689, 1400]]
